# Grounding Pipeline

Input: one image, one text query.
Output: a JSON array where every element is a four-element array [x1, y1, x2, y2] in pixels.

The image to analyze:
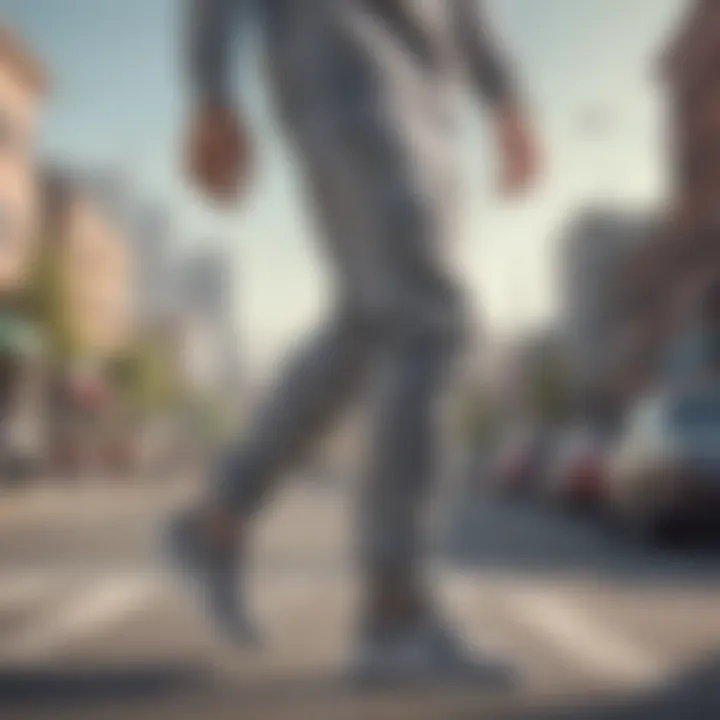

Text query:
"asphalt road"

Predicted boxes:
[[1, 476, 720, 719]]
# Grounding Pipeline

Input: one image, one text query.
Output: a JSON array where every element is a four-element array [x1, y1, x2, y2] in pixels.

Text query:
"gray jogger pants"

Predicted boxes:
[[214, 27, 466, 588]]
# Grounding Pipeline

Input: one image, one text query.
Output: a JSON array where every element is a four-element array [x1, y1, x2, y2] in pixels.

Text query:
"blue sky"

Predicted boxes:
[[2, 0, 686, 367]]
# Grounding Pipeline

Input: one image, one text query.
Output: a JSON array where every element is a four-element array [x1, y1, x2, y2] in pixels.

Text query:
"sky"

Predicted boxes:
[[1, 0, 687, 369]]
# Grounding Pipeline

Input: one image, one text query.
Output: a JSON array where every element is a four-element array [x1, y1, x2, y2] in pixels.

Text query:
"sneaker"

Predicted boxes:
[[164, 511, 260, 647], [353, 613, 516, 689]]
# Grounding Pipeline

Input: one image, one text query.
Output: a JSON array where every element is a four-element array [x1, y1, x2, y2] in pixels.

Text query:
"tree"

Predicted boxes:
[[108, 338, 184, 416], [24, 232, 82, 366]]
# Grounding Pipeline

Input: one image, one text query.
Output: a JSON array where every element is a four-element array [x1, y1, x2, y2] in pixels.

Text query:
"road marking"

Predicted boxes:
[[441, 576, 534, 672], [0, 568, 678, 688], [0, 572, 59, 612], [0, 576, 158, 662], [507, 589, 668, 685]]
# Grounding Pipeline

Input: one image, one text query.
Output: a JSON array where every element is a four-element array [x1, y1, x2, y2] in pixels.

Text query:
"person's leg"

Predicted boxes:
[[168, 307, 373, 642], [192, 133, 383, 529], [212, 308, 372, 515], [354, 231, 464, 637], [167, 100, 384, 642], [360, 326, 458, 635], [332, 131, 514, 681]]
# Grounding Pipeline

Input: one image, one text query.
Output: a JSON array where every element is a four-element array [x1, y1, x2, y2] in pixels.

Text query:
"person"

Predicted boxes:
[[168, 0, 540, 684]]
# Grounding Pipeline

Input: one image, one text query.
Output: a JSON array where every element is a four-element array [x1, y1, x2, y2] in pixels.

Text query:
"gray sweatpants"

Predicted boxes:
[[214, 6, 468, 595]]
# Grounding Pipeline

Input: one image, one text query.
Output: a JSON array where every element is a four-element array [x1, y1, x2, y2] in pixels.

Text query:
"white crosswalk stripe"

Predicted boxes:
[[0, 568, 674, 693], [505, 588, 669, 686], [0, 572, 162, 663], [0, 573, 59, 612]]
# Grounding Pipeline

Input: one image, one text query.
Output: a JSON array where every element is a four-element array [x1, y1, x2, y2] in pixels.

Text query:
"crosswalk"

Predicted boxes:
[[0, 566, 702, 696]]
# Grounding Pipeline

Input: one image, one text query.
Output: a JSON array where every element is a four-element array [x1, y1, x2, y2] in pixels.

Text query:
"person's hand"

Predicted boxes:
[[185, 103, 253, 204], [494, 105, 541, 196]]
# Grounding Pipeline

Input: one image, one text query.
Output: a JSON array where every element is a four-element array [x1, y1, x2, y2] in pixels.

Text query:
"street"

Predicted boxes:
[[1, 476, 720, 719]]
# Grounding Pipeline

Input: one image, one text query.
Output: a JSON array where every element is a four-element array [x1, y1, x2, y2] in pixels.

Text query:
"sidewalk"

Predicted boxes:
[[0, 477, 193, 533]]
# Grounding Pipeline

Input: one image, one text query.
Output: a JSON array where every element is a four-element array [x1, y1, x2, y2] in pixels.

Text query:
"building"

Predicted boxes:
[[656, 0, 720, 305], [0, 27, 46, 295], [66, 192, 131, 354], [663, 0, 720, 307], [0, 28, 49, 463], [125, 203, 179, 328], [67, 170, 179, 330], [32, 171, 136, 473], [177, 246, 241, 396], [560, 207, 657, 419], [179, 247, 232, 319], [663, 0, 720, 238], [42, 171, 132, 358], [609, 0, 720, 407]]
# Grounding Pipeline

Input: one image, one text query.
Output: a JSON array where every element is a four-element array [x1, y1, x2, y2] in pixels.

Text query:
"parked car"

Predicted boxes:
[[545, 426, 609, 511], [606, 386, 720, 543], [491, 427, 550, 497]]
